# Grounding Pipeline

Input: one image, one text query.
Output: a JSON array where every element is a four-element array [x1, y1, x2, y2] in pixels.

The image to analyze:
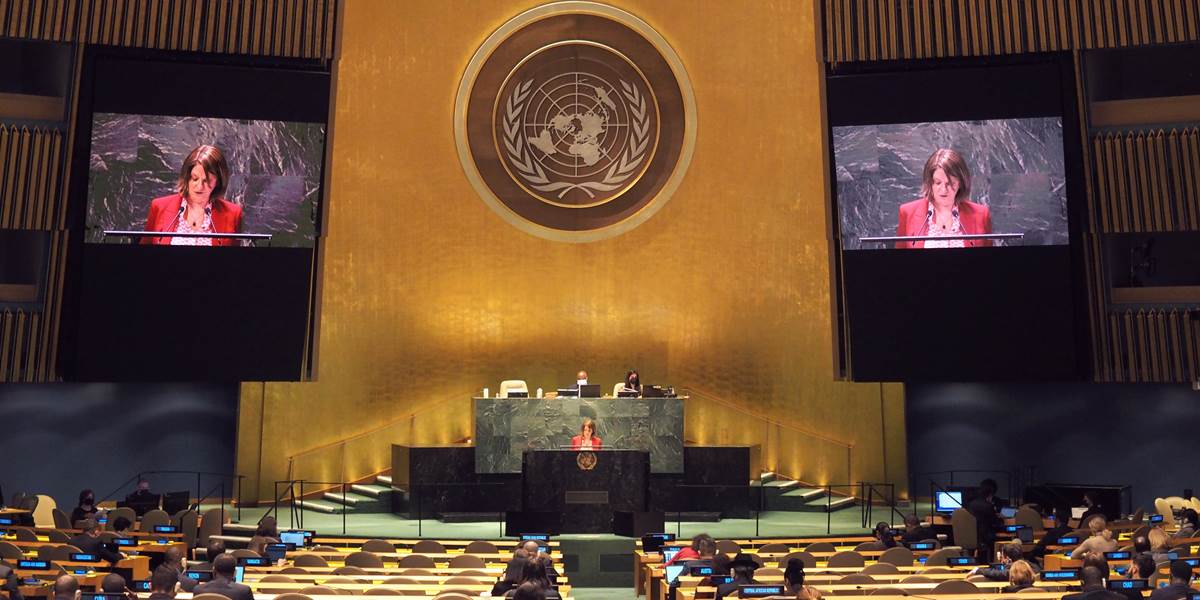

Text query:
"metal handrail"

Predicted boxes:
[[100, 470, 245, 521]]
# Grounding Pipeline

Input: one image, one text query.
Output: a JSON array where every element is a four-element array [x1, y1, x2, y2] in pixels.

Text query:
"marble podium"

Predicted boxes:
[[514, 449, 649, 534], [473, 396, 684, 474]]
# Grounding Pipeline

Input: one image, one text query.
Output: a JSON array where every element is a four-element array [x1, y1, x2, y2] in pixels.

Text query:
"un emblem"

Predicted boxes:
[[576, 451, 598, 471], [455, 2, 695, 242]]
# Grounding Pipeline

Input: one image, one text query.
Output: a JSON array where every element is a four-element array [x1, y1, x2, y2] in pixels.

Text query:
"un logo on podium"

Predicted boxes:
[[576, 451, 598, 471], [456, 2, 695, 242]]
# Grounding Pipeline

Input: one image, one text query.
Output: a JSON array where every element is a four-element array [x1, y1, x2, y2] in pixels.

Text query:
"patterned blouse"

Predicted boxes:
[[171, 199, 214, 246], [923, 207, 964, 249]]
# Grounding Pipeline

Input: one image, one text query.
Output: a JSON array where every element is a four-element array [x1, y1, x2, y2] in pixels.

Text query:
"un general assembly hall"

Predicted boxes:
[[2, 1, 1200, 600]]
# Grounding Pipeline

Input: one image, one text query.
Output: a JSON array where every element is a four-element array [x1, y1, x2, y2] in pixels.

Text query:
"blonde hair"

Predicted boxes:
[[1088, 517, 1113, 540], [1009, 560, 1035, 587], [1148, 527, 1171, 551]]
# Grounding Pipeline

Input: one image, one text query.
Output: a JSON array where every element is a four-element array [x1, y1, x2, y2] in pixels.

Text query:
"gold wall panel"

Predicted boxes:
[[238, 0, 907, 501]]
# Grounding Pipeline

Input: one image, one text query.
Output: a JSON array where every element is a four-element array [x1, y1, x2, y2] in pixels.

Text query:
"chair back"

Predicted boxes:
[[498, 380, 528, 397], [923, 547, 962, 567], [930, 580, 979, 594], [868, 588, 907, 596], [853, 541, 879, 551], [804, 541, 836, 553], [361, 539, 396, 553], [899, 575, 933, 584], [298, 586, 339, 596], [442, 577, 483, 585], [836, 573, 875, 585], [826, 550, 865, 568], [411, 540, 445, 554], [293, 554, 330, 568], [230, 549, 260, 558], [448, 554, 486, 568], [280, 567, 310, 575], [194, 594, 238, 600], [46, 530, 71, 543], [334, 566, 368, 575], [174, 509, 199, 548], [754, 567, 784, 578], [32, 495, 57, 527], [861, 562, 899, 575], [345, 551, 385, 568], [140, 509, 170, 532], [756, 542, 789, 553], [0, 541, 23, 559], [13, 529, 38, 542], [52, 508, 72, 530], [878, 546, 913, 566], [50, 545, 82, 562], [716, 540, 741, 554], [1014, 507, 1043, 532], [106, 507, 136, 530], [197, 507, 226, 546], [364, 589, 403, 596], [949, 507, 978, 551], [274, 594, 314, 600], [777, 551, 815, 569], [463, 540, 498, 554], [398, 554, 436, 568], [382, 578, 419, 585]]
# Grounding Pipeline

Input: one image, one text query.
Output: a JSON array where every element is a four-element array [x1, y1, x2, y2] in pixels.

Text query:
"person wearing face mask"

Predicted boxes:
[[895, 148, 992, 249], [142, 145, 243, 246], [620, 370, 642, 395], [569, 370, 589, 390], [70, 489, 99, 526]]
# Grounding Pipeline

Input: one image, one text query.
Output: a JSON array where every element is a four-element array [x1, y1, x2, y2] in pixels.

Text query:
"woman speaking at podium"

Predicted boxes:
[[571, 418, 602, 450], [895, 148, 992, 249], [142, 144, 244, 246]]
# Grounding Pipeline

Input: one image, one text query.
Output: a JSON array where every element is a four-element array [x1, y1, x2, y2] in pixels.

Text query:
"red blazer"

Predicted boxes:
[[896, 198, 992, 248], [141, 193, 243, 246], [570, 435, 602, 450]]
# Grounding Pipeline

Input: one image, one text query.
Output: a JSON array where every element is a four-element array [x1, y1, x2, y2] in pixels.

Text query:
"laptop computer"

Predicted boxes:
[[664, 565, 685, 584], [578, 384, 600, 397]]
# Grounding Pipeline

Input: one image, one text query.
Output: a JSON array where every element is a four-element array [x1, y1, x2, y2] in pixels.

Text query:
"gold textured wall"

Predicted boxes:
[[237, 0, 907, 502]]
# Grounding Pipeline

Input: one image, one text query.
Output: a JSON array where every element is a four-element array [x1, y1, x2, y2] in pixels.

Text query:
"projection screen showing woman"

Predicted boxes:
[[895, 148, 993, 249], [141, 144, 244, 246]]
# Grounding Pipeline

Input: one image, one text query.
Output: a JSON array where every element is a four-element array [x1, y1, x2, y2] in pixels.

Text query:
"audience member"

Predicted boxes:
[[899, 513, 936, 545], [1173, 509, 1199, 540], [1113, 553, 1157, 600], [1148, 560, 1195, 600], [1061, 565, 1123, 600], [194, 555, 254, 600], [712, 553, 731, 575], [795, 586, 823, 600], [51, 575, 78, 600], [1078, 491, 1106, 528], [0, 559, 24, 600], [669, 536, 717, 600], [504, 557, 560, 599], [664, 533, 714, 566], [247, 517, 280, 555], [1148, 527, 1174, 563], [100, 573, 136, 600], [190, 539, 226, 570], [968, 478, 1002, 562], [1030, 505, 1073, 562], [1001, 560, 1036, 593], [972, 542, 1024, 581], [1132, 534, 1151, 555], [517, 540, 561, 581], [69, 489, 99, 525], [110, 516, 133, 537], [860, 521, 897, 550], [1071, 516, 1118, 559], [148, 566, 178, 600], [511, 582, 547, 600], [715, 553, 759, 600], [492, 548, 530, 596], [162, 546, 198, 592], [67, 519, 124, 564], [783, 558, 805, 595]]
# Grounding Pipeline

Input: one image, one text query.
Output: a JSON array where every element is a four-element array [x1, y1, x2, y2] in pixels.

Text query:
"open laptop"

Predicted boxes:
[[664, 564, 685, 584], [578, 384, 600, 397]]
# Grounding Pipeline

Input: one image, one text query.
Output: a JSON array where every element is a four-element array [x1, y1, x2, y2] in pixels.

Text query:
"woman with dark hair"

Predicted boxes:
[[504, 558, 560, 599], [570, 418, 602, 450], [247, 517, 279, 555], [861, 521, 898, 550], [142, 144, 243, 246], [715, 554, 759, 600], [71, 489, 99, 525], [783, 558, 805, 595], [1174, 508, 1199, 540], [896, 148, 992, 249], [621, 370, 642, 394]]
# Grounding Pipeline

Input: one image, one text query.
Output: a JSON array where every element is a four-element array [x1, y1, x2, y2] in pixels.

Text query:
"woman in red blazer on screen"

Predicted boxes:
[[896, 148, 992, 249], [142, 144, 243, 246], [570, 418, 602, 450]]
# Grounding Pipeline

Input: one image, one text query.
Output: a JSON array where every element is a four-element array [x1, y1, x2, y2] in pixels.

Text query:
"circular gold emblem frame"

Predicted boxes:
[[454, 1, 697, 243], [576, 451, 598, 470]]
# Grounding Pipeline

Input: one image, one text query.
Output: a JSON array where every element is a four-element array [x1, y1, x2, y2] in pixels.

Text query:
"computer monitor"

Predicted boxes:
[[1000, 506, 1018, 518], [662, 547, 682, 563], [162, 491, 191, 516], [234, 566, 245, 583], [934, 491, 962, 512], [265, 543, 289, 563], [641, 533, 673, 553], [279, 530, 308, 547], [579, 384, 601, 397], [664, 565, 685, 584], [556, 388, 578, 397]]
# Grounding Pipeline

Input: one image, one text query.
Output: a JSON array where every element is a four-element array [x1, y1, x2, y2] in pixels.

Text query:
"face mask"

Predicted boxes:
[[85, 498, 94, 505]]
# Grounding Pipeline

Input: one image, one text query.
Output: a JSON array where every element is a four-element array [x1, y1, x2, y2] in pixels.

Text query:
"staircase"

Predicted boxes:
[[292, 474, 399, 515], [753, 472, 858, 513]]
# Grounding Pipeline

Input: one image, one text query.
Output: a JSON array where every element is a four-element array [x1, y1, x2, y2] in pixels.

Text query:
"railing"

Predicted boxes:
[[271, 479, 350, 534], [100, 470, 245, 522], [282, 388, 477, 500], [681, 386, 855, 488], [911, 469, 1016, 522]]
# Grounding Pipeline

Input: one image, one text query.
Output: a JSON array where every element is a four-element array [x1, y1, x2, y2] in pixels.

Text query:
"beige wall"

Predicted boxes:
[[237, 0, 907, 502]]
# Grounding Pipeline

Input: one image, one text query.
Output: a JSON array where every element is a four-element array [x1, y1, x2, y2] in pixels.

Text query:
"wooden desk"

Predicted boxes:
[[246, 565, 506, 576]]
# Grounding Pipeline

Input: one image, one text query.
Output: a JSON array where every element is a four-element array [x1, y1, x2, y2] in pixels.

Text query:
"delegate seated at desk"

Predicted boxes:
[[568, 370, 589, 391], [571, 418, 602, 450], [621, 370, 642, 395]]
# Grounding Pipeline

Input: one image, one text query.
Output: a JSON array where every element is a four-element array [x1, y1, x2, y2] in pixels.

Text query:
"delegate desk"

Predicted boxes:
[[515, 449, 649, 534]]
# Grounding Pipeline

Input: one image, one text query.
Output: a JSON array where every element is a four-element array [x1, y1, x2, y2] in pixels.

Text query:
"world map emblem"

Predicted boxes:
[[455, 2, 696, 242]]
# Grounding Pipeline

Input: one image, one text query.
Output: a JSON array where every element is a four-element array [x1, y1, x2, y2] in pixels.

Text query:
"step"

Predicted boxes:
[[800, 495, 857, 513], [323, 492, 374, 507], [296, 499, 343, 514], [375, 475, 393, 485], [675, 511, 722, 522], [222, 523, 258, 534], [438, 512, 501, 523], [759, 472, 777, 484], [781, 487, 828, 501], [350, 484, 392, 498]]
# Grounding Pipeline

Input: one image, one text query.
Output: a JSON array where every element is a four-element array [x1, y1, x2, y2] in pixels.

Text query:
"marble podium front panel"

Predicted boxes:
[[474, 397, 684, 474]]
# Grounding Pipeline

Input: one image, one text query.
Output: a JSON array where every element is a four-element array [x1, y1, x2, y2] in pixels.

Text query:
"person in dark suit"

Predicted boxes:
[[1061, 566, 1125, 600], [0, 559, 24, 600], [194, 555, 254, 600], [100, 573, 137, 600], [1111, 553, 1157, 600], [148, 566, 178, 600], [900, 514, 937, 545], [714, 554, 759, 600], [895, 148, 993, 249], [67, 519, 124, 564], [51, 575, 78, 600], [511, 582, 547, 600], [968, 478, 1002, 562], [1078, 492, 1106, 528], [1030, 505, 1073, 564], [189, 539, 226, 571], [1148, 560, 1195, 600], [161, 546, 198, 592], [503, 558, 560, 599]]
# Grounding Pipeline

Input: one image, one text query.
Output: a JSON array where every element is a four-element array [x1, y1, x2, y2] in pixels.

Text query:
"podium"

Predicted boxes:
[[510, 449, 651, 534]]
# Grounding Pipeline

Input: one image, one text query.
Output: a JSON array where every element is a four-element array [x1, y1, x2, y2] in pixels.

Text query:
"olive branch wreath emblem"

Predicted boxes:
[[502, 78, 651, 200]]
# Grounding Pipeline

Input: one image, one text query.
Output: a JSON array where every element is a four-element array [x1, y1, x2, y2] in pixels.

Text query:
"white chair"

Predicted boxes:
[[613, 383, 624, 396], [499, 380, 528, 397], [33, 495, 57, 528], [1154, 498, 1176, 526]]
